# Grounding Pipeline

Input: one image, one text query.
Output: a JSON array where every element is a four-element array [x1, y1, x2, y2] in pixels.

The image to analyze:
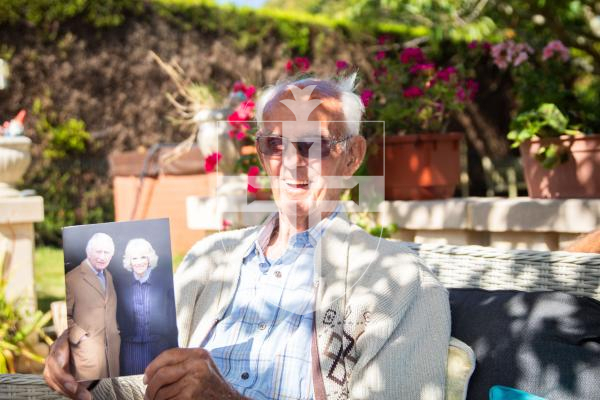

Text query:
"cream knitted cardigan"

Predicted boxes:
[[94, 213, 451, 399]]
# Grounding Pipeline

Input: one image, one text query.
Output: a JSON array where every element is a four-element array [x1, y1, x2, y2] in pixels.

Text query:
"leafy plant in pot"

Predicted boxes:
[[508, 103, 600, 198], [362, 39, 478, 200]]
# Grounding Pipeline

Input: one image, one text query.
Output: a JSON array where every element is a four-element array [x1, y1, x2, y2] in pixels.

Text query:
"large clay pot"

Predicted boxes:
[[520, 134, 600, 198], [366, 133, 463, 200], [0, 136, 31, 197]]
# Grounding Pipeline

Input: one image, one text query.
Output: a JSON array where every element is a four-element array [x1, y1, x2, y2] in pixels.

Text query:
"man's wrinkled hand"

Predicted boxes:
[[43, 330, 92, 400], [143, 348, 247, 400]]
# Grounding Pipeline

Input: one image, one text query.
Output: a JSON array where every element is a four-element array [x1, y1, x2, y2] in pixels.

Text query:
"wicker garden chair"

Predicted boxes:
[[1, 243, 599, 399]]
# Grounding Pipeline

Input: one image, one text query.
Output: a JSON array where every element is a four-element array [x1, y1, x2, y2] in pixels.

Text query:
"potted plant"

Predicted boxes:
[[362, 39, 478, 200], [508, 103, 600, 198]]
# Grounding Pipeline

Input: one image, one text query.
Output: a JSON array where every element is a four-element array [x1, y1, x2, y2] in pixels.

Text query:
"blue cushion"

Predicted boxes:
[[489, 385, 546, 400]]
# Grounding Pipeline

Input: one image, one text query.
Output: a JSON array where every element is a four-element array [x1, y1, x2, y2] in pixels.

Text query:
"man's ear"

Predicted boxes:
[[344, 135, 366, 177]]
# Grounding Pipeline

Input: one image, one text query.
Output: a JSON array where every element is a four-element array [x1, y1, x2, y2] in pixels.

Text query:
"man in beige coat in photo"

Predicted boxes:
[[65, 232, 120, 381]]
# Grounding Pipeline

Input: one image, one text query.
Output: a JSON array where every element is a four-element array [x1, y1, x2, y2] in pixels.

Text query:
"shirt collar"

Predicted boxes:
[[85, 259, 104, 276], [134, 268, 152, 283], [242, 203, 343, 261]]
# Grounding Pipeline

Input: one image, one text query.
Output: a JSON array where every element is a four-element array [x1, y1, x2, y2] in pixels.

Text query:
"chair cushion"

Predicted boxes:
[[446, 337, 476, 400], [449, 289, 600, 400]]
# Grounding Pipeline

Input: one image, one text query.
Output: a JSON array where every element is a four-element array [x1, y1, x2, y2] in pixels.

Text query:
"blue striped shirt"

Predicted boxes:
[[121, 270, 152, 375], [201, 207, 340, 400]]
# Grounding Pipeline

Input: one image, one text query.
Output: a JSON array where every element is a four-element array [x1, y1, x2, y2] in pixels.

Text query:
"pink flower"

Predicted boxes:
[[204, 152, 222, 173], [399, 47, 425, 64], [468, 40, 479, 49], [375, 51, 386, 61], [377, 35, 390, 45], [409, 63, 435, 74], [491, 41, 533, 69], [542, 40, 570, 62], [436, 66, 457, 82], [360, 89, 374, 107], [247, 165, 260, 193], [456, 79, 479, 102], [236, 131, 246, 141], [336, 60, 349, 72], [403, 86, 424, 98], [244, 85, 256, 98]]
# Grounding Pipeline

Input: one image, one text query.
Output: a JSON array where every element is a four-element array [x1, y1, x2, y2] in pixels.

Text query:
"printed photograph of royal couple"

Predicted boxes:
[[62, 218, 178, 381]]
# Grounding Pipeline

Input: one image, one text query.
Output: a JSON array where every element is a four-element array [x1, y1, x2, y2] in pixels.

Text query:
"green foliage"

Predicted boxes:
[[351, 212, 398, 239], [0, 253, 53, 373], [43, 119, 91, 160], [27, 98, 114, 246], [0, 0, 144, 28], [507, 103, 581, 169]]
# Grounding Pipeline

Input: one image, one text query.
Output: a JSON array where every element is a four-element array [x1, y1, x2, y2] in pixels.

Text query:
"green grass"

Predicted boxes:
[[34, 247, 186, 313], [34, 247, 66, 314]]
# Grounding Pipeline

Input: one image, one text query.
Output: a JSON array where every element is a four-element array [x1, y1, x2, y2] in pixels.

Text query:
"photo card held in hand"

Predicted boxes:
[[62, 218, 178, 381]]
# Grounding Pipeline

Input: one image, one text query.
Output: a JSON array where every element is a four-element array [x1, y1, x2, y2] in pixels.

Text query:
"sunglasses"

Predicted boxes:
[[256, 135, 351, 159]]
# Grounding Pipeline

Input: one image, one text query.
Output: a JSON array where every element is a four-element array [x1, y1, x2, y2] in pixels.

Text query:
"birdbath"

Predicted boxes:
[[0, 135, 43, 315], [0, 136, 32, 197]]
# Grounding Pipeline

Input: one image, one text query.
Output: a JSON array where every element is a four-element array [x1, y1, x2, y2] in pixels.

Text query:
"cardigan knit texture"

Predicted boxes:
[[93, 212, 451, 399]]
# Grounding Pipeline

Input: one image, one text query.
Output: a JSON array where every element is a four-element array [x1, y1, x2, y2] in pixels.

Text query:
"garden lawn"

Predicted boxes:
[[34, 247, 185, 313]]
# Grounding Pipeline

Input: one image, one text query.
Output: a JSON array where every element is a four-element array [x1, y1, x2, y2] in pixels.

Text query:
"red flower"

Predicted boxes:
[[436, 67, 457, 82], [236, 100, 255, 120], [377, 35, 390, 45], [285, 60, 294, 73], [409, 63, 435, 74], [403, 86, 424, 98], [247, 165, 260, 193], [294, 57, 311, 72], [468, 40, 479, 49], [244, 86, 256, 98], [285, 57, 311, 74], [399, 47, 425, 64], [228, 111, 244, 123], [360, 89, 374, 107], [373, 66, 387, 82], [336, 60, 349, 72], [233, 81, 246, 92], [221, 219, 232, 231], [204, 152, 222, 173], [375, 51, 386, 61]]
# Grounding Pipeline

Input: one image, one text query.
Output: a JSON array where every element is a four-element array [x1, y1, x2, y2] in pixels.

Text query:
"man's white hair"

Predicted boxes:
[[255, 73, 365, 137], [86, 232, 115, 256]]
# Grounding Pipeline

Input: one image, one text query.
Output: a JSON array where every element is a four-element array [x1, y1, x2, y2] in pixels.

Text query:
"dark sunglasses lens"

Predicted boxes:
[[257, 137, 333, 158], [258, 137, 283, 155], [296, 140, 331, 158]]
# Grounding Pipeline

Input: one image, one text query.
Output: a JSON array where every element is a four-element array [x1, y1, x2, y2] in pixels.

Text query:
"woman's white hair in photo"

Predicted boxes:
[[122, 238, 159, 271]]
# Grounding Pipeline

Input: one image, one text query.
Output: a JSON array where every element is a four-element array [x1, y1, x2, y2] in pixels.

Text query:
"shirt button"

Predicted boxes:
[[258, 322, 267, 330], [274, 270, 282, 278], [241, 372, 249, 380]]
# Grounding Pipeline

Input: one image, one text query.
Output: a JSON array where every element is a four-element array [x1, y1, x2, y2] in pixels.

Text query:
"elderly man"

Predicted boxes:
[[65, 232, 120, 381], [45, 75, 450, 400]]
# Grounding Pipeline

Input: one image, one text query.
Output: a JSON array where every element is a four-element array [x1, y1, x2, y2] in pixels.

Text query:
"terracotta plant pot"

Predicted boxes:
[[520, 134, 600, 198], [366, 133, 463, 200]]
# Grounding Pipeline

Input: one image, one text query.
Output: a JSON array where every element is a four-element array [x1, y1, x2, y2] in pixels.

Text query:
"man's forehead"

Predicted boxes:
[[92, 239, 114, 250]]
